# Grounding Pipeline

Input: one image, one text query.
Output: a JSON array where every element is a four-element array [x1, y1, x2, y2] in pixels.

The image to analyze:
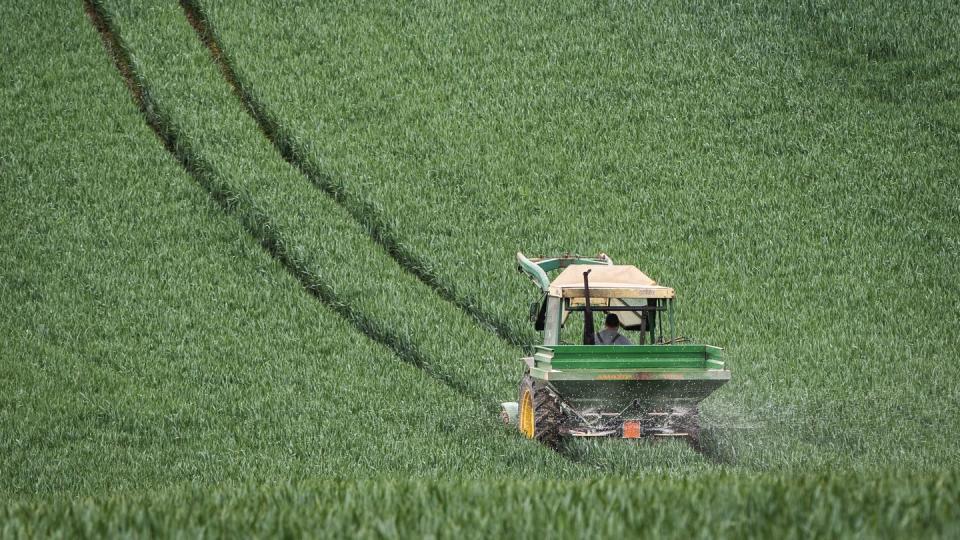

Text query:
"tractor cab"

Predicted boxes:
[[520, 253, 677, 347]]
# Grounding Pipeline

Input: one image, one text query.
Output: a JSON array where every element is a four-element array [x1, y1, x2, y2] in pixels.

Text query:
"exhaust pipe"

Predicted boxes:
[[582, 269, 595, 345]]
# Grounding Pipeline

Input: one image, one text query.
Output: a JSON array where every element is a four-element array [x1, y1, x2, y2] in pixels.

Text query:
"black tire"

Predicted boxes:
[[518, 375, 562, 448]]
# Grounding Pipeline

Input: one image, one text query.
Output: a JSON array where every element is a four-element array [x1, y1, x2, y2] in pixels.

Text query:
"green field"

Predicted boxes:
[[2, 0, 958, 536]]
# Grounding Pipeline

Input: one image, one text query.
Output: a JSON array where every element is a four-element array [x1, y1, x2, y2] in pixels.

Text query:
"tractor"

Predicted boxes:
[[501, 252, 730, 448]]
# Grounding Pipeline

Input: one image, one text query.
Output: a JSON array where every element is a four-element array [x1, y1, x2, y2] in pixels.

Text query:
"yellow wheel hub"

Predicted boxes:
[[519, 388, 534, 438]]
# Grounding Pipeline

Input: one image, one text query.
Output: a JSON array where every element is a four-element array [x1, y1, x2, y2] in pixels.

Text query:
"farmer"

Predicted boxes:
[[595, 313, 631, 345]]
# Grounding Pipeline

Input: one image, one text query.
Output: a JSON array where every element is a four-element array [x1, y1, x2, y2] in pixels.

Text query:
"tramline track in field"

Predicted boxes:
[[179, 0, 527, 348], [83, 0, 482, 400]]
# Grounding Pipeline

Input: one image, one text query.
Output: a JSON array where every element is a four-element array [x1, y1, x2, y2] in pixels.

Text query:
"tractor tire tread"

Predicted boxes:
[[519, 375, 562, 449]]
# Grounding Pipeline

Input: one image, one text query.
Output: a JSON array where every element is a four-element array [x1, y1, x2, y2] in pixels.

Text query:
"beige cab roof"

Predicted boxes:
[[548, 264, 675, 299]]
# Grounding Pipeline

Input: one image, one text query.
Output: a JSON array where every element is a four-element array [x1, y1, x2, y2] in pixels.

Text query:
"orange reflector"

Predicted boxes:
[[622, 420, 642, 439]]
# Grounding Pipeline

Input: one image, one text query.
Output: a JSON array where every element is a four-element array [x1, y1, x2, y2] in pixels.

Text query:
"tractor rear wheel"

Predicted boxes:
[[517, 375, 562, 448]]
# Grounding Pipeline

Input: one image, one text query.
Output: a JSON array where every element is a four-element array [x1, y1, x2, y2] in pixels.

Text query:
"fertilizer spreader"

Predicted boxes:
[[501, 253, 730, 448]]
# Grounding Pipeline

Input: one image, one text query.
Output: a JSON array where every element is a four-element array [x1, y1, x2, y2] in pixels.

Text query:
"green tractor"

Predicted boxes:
[[501, 252, 730, 448]]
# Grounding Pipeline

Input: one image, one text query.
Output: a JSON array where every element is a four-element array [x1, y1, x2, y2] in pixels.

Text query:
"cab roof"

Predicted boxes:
[[548, 264, 675, 299]]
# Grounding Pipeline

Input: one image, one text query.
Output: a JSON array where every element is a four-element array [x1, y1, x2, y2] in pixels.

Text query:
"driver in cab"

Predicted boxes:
[[595, 313, 631, 345]]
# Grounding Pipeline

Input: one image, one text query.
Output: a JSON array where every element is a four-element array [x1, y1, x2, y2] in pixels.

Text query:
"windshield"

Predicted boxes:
[[557, 297, 672, 345]]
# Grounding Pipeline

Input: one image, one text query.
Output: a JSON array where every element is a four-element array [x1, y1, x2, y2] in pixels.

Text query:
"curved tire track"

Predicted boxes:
[[83, 0, 475, 399], [179, 0, 527, 347]]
